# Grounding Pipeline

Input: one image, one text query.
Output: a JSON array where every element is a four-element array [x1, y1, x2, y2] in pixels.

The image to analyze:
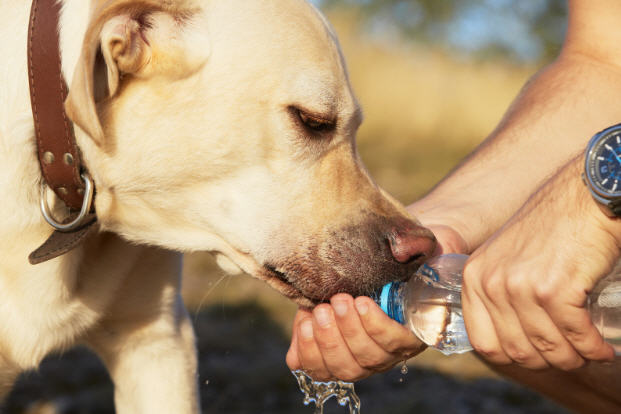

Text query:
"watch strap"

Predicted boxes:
[[608, 199, 621, 217]]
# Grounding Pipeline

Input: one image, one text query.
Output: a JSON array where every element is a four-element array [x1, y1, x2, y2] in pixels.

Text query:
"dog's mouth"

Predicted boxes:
[[262, 263, 318, 308], [264, 263, 290, 285], [209, 237, 318, 307], [213, 234, 423, 309]]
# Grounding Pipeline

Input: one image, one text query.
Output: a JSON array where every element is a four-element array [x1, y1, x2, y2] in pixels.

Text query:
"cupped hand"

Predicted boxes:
[[461, 157, 619, 371], [285, 224, 468, 381]]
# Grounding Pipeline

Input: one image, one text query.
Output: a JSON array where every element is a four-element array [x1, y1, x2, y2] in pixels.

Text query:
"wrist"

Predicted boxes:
[[575, 157, 621, 254], [581, 123, 621, 247], [588, 198, 621, 251]]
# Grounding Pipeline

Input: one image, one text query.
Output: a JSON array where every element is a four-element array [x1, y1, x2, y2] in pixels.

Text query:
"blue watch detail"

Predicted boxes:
[[585, 123, 621, 217]]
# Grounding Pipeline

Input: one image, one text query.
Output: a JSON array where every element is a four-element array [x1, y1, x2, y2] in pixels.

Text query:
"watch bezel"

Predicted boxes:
[[584, 123, 621, 202]]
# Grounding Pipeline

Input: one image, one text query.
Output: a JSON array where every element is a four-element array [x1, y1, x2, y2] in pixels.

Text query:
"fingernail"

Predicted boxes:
[[355, 300, 368, 315], [333, 300, 348, 317], [314, 307, 332, 328], [300, 319, 314, 339]]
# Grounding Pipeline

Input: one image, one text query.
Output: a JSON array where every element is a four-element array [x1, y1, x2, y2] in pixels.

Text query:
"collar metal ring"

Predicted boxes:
[[40, 173, 94, 232]]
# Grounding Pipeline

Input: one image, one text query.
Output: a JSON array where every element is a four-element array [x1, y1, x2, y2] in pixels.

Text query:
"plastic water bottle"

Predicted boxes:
[[373, 254, 621, 355]]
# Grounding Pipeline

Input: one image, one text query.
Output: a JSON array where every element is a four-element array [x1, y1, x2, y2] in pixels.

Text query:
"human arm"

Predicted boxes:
[[415, 0, 621, 370], [461, 154, 621, 369], [410, 0, 621, 251]]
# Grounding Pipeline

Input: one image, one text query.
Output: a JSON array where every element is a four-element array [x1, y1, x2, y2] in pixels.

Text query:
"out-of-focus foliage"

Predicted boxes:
[[320, 0, 567, 62]]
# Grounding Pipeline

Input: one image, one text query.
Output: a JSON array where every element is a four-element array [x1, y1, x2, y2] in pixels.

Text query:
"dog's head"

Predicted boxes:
[[64, 0, 436, 306]]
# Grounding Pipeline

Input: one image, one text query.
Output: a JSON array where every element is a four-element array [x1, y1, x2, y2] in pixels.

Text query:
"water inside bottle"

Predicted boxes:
[[590, 279, 621, 355], [405, 284, 471, 355], [406, 254, 472, 355], [292, 370, 361, 414]]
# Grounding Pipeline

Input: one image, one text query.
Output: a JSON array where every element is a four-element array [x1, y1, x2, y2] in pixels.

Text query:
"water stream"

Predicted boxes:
[[292, 370, 361, 414]]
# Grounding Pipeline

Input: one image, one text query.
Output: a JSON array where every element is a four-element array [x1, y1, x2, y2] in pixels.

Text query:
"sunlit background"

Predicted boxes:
[[184, 0, 567, 343], [6, 1, 571, 413], [181, 0, 569, 412]]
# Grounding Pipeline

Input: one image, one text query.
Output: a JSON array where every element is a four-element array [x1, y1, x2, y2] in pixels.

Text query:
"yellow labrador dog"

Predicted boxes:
[[1, 0, 436, 412]]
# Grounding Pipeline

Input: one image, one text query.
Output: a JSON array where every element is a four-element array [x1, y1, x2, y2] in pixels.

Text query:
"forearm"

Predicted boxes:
[[410, 52, 621, 251]]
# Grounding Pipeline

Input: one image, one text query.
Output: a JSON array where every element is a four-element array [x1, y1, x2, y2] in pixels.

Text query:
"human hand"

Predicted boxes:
[[462, 156, 620, 371], [285, 224, 468, 381]]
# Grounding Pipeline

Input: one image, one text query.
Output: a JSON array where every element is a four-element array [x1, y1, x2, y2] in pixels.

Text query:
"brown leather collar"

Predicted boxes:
[[27, 0, 98, 264]]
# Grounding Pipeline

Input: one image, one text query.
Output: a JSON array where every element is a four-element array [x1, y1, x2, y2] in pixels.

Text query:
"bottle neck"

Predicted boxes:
[[372, 282, 406, 324]]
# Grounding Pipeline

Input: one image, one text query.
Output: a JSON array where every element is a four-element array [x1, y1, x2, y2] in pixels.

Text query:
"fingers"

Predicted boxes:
[[507, 281, 585, 369], [463, 260, 613, 371], [294, 313, 333, 380], [543, 295, 615, 362], [330, 294, 395, 371], [290, 301, 373, 381], [308, 303, 372, 381], [477, 279, 550, 369], [286, 294, 426, 382], [286, 308, 309, 371], [353, 296, 424, 358], [462, 278, 512, 365], [287, 308, 327, 375], [464, 267, 572, 369], [424, 224, 469, 256], [511, 308, 582, 370]]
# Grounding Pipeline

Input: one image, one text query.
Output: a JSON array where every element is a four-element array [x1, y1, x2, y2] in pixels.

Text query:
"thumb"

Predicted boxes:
[[426, 224, 469, 255]]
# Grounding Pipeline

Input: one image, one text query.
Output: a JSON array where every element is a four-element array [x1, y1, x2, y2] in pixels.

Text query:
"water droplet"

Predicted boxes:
[[400, 361, 408, 375]]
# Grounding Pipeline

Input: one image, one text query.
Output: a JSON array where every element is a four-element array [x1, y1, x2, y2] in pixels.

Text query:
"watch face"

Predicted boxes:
[[586, 126, 621, 197]]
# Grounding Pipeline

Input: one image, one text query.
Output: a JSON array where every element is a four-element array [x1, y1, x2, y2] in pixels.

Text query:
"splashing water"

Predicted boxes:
[[292, 370, 361, 414]]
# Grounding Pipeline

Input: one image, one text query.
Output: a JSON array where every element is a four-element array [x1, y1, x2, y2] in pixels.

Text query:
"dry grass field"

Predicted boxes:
[[331, 11, 535, 203]]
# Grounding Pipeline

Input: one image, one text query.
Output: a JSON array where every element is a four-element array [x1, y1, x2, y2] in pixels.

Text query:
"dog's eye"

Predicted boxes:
[[297, 109, 335, 133]]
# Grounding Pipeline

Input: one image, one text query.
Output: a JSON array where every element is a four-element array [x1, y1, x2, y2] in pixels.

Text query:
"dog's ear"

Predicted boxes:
[[65, 13, 145, 145], [65, 2, 208, 146]]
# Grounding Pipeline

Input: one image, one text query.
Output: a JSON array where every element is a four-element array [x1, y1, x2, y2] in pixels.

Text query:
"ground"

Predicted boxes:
[[3, 299, 568, 414]]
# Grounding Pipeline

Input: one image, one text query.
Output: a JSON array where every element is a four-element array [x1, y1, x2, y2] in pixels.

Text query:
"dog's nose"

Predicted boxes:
[[387, 224, 436, 263]]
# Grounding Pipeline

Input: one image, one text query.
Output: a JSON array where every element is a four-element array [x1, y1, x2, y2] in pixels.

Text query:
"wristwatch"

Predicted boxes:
[[584, 123, 621, 217]]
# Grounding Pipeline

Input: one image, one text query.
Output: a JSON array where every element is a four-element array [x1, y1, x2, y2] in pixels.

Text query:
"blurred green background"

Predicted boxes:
[[5, 1, 572, 413]]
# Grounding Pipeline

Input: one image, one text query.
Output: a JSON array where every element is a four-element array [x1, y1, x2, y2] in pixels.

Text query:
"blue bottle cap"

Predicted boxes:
[[378, 283, 393, 316], [372, 282, 405, 324]]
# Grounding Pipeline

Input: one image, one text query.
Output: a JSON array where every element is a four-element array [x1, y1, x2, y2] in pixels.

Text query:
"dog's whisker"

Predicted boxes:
[[193, 273, 229, 321]]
